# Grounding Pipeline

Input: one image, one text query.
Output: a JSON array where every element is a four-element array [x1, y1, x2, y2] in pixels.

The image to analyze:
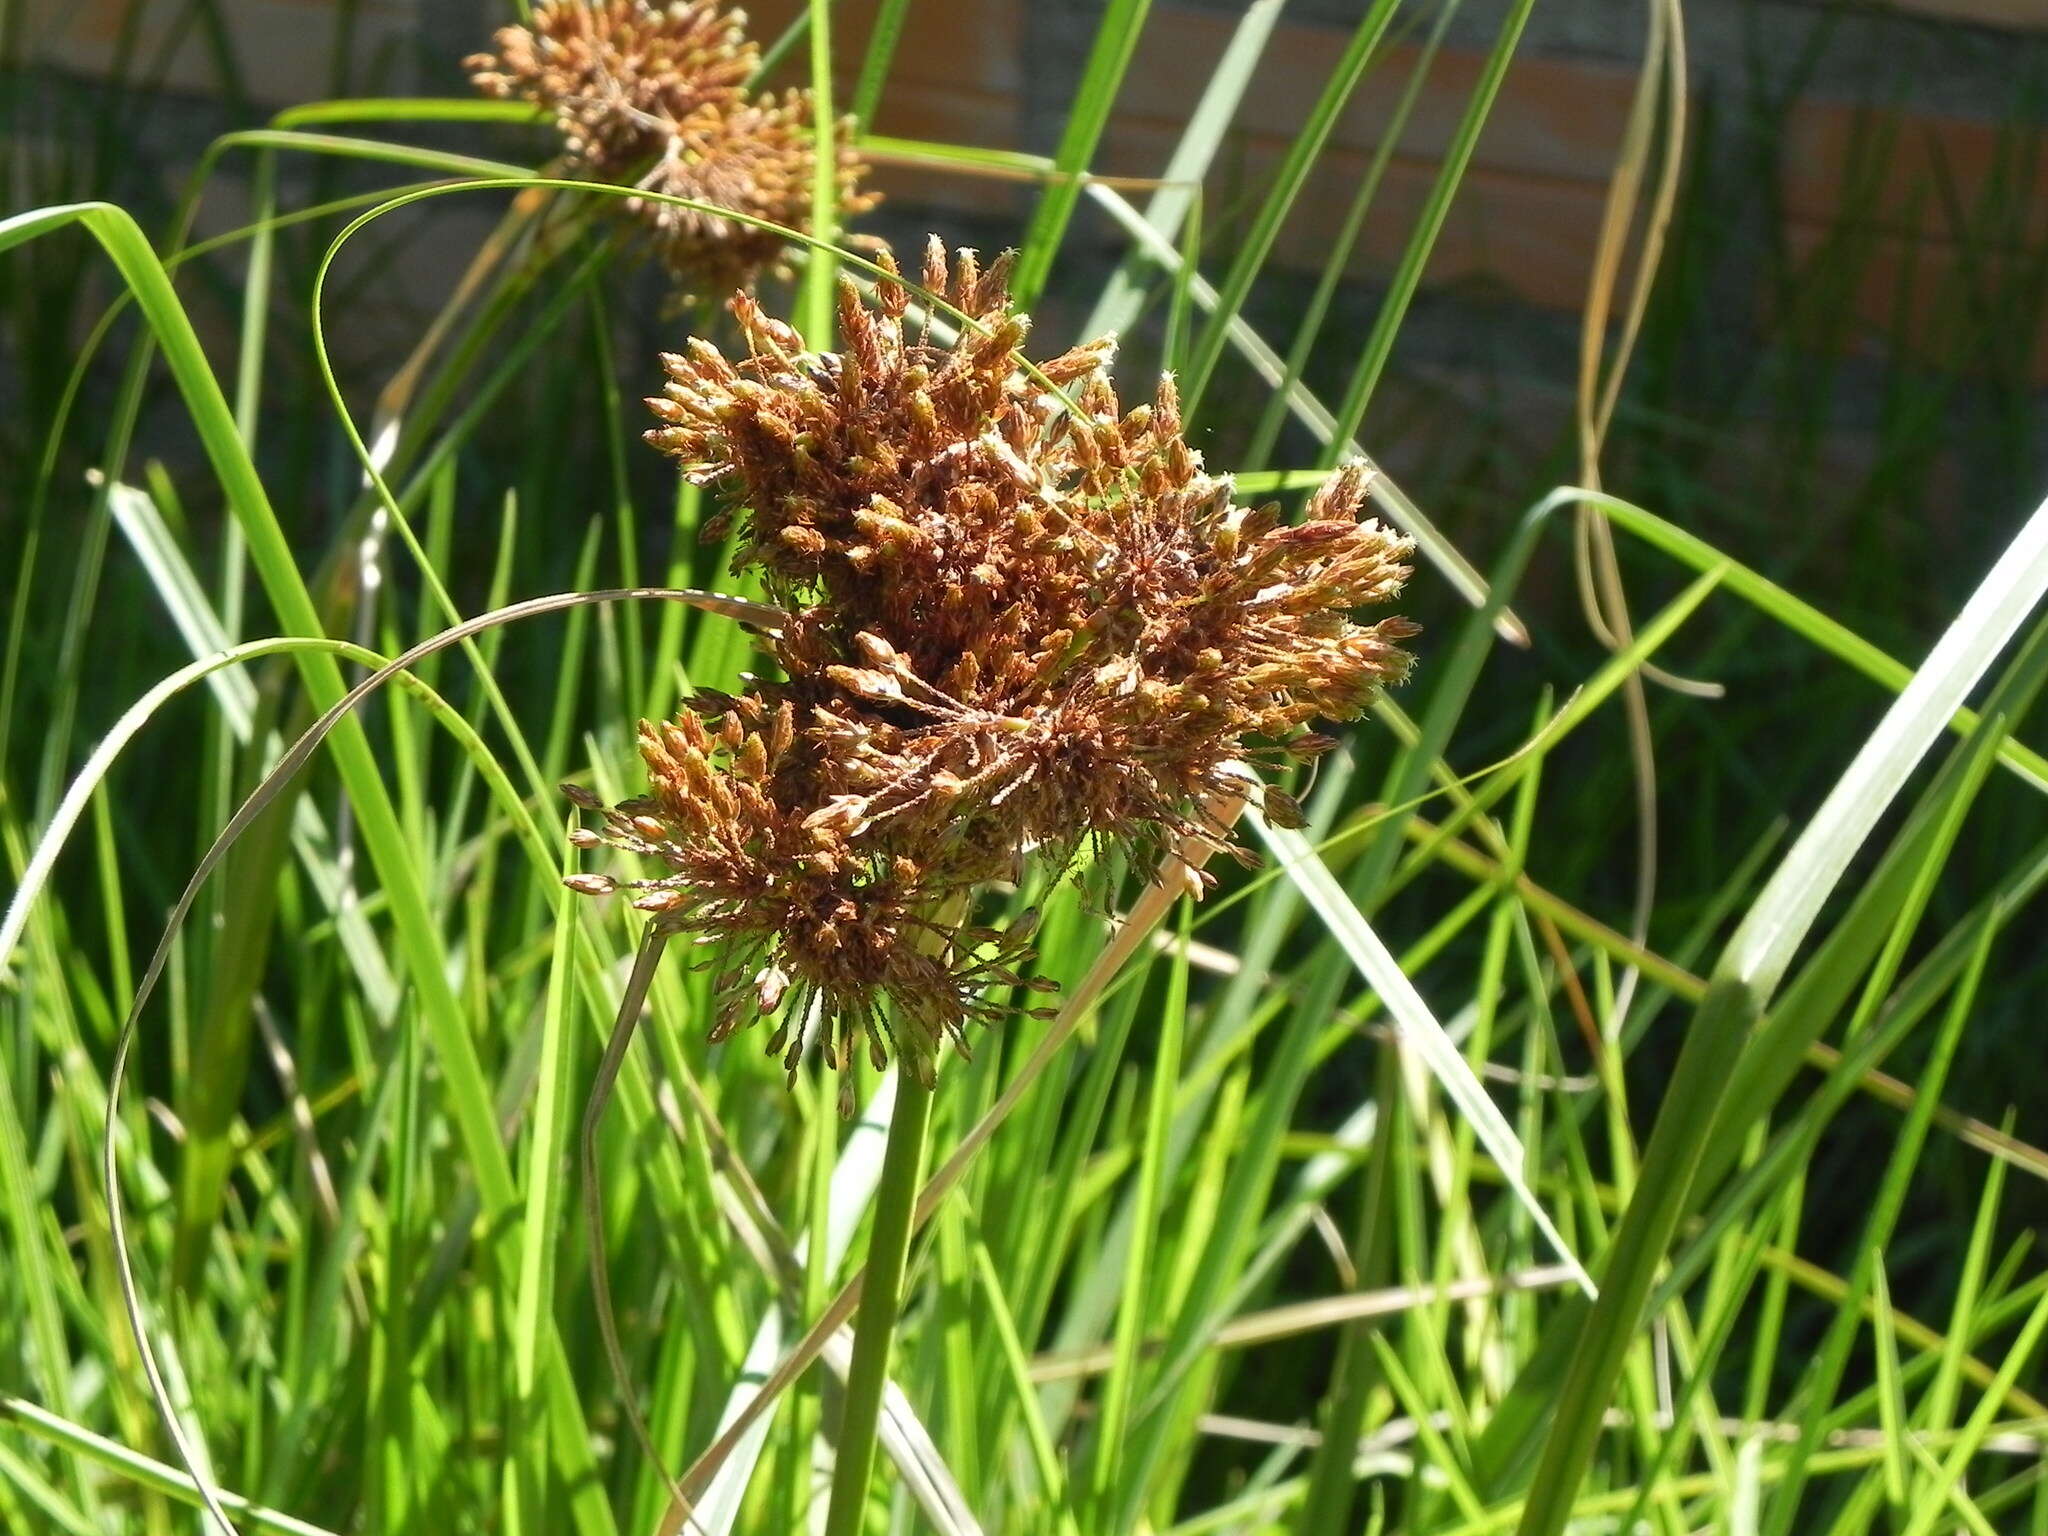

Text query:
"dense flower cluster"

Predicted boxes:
[[560, 707, 1052, 1118], [571, 241, 1416, 1110], [468, 0, 876, 296]]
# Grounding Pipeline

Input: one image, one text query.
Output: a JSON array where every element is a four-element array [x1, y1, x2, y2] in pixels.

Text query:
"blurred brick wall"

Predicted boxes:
[[735, 0, 2048, 371], [19, 0, 2048, 386], [30, 0, 431, 103]]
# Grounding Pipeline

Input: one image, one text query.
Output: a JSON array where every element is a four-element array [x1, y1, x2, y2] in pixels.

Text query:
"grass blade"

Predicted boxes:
[[1079, 0, 1287, 342], [1510, 484, 2048, 1536], [1010, 0, 1151, 308], [1251, 811, 1593, 1295]]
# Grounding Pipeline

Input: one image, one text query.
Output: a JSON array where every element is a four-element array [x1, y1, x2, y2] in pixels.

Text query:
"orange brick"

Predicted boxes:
[[745, 0, 1024, 98], [1778, 96, 2048, 247]]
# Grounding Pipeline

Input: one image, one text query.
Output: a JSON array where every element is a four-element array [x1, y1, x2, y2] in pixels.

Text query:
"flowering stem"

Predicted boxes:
[[821, 1070, 934, 1536]]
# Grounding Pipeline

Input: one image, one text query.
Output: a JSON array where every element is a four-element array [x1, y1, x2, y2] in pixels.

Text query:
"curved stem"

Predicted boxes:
[[822, 1072, 934, 1536]]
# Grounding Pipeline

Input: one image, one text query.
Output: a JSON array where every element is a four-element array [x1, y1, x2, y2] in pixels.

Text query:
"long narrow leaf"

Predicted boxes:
[[1250, 811, 1593, 1295], [1511, 484, 2048, 1536]]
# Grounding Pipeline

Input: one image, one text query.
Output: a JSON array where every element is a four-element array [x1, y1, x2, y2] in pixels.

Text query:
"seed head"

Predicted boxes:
[[644, 239, 1416, 871], [468, 1, 879, 296], [627, 91, 878, 298], [575, 240, 1416, 1110], [566, 699, 1044, 1112], [467, 0, 756, 176]]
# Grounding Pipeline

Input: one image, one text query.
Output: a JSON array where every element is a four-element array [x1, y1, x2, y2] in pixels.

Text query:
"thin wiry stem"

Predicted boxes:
[[582, 925, 703, 1527]]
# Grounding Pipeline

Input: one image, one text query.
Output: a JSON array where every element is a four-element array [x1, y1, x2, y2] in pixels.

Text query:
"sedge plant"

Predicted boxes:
[[6, 1, 2048, 1535], [563, 238, 1417, 1528]]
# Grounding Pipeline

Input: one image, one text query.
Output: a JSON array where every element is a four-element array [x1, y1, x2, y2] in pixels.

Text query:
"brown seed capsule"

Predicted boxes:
[[1262, 785, 1308, 830], [1288, 733, 1341, 760]]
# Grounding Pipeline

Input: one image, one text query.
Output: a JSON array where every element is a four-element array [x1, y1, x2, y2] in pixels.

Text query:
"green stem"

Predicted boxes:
[[822, 1072, 935, 1536], [800, 0, 838, 346]]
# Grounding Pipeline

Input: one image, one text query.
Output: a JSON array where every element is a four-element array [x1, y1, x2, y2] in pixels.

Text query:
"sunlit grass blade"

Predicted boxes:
[[1010, 0, 1151, 307], [1178, 0, 1398, 417], [1510, 484, 2048, 1536], [1759, 908, 2000, 1534], [1251, 810, 1592, 1295], [1895, 1283, 2048, 1536], [0, 1395, 340, 1536], [1314, 0, 1537, 442], [1080, 0, 1287, 341]]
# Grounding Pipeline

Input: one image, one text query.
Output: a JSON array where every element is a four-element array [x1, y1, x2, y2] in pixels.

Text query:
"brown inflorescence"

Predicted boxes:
[[629, 90, 876, 301], [560, 704, 1055, 1118], [467, 0, 756, 175], [571, 240, 1416, 1110], [467, 1, 876, 296]]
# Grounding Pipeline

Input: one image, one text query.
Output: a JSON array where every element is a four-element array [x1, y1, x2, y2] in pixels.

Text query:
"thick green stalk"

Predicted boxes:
[[822, 1073, 935, 1536]]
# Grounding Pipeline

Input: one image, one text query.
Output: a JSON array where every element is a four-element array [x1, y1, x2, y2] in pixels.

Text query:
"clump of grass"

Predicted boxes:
[[5, 2, 2048, 1536]]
